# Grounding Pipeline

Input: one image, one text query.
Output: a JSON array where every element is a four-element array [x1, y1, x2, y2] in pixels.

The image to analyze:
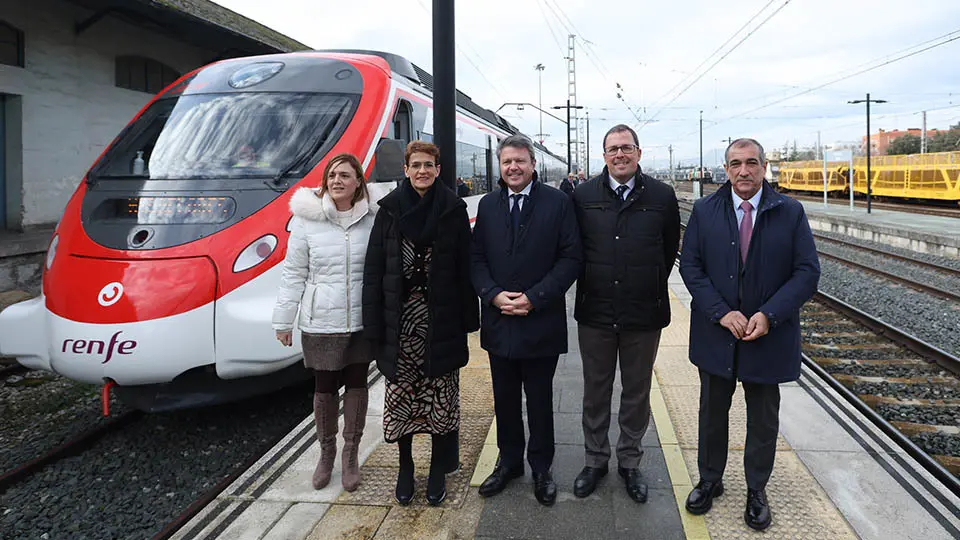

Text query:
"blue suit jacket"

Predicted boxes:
[[471, 180, 583, 359], [679, 181, 820, 383]]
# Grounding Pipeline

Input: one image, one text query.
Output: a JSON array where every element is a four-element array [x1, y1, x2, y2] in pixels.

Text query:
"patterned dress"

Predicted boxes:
[[382, 238, 460, 442]]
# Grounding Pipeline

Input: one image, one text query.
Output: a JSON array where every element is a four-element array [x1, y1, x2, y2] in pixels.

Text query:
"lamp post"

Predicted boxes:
[[553, 100, 584, 174], [432, 0, 455, 190], [585, 111, 590, 177], [698, 109, 704, 198], [534, 64, 545, 144], [848, 93, 886, 214]]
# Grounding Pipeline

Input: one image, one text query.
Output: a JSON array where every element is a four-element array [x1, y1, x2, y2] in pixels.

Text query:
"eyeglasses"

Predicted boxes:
[[604, 144, 638, 156]]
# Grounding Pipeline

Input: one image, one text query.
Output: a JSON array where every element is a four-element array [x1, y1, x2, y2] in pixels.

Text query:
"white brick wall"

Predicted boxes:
[[0, 0, 215, 227]]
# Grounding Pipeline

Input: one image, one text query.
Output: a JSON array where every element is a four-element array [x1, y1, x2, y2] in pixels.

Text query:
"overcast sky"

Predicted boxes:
[[213, 0, 960, 171]]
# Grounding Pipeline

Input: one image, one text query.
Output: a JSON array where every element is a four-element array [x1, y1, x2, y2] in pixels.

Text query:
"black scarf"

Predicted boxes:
[[397, 178, 442, 249]]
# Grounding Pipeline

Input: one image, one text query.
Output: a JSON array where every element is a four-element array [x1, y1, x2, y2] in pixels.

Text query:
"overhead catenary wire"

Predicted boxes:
[[638, 0, 793, 131]]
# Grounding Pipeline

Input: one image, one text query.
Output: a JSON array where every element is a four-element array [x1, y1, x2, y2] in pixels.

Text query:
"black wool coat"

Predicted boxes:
[[362, 184, 480, 382]]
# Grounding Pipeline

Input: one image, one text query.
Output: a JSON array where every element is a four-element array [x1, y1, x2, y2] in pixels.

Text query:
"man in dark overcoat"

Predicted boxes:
[[571, 124, 681, 504], [680, 138, 820, 531], [471, 134, 582, 506]]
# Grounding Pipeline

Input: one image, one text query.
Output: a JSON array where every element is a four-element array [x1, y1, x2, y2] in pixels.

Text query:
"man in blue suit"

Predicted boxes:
[[471, 134, 582, 506], [680, 138, 820, 531]]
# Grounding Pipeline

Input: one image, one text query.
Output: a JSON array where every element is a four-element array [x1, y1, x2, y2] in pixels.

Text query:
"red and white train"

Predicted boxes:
[[0, 50, 566, 412]]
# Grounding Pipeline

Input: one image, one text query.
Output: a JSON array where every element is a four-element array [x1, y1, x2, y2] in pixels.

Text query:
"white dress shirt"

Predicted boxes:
[[608, 175, 636, 199], [509, 181, 534, 211], [732, 186, 763, 231]]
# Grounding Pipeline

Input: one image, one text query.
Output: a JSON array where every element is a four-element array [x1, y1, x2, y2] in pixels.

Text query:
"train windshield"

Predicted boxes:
[[92, 93, 353, 180]]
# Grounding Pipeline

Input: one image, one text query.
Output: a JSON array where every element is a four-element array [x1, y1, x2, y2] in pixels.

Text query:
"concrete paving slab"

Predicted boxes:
[[305, 504, 388, 539], [256, 413, 385, 503], [216, 500, 290, 540], [794, 449, 959, 540], [681, 449, 857, 539], [611, 487, 686, 540], [261, 503, 330, 540], [778, 386, 864, 453], [170, 500, 243, 540]]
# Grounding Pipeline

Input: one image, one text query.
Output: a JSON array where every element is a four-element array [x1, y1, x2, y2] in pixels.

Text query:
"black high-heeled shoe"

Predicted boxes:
[[395, 466, 415, 505], [395, 435, 415, 505], [426, 469, 446, 506]]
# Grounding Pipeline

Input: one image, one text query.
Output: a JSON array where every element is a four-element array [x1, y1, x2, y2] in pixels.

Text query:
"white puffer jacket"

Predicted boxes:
[[272, 187, 377, 334]]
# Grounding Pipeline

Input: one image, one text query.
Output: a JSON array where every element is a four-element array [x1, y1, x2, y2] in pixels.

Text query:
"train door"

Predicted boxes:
[[485, 135, 495, 192], [393, 100, 413, 147]]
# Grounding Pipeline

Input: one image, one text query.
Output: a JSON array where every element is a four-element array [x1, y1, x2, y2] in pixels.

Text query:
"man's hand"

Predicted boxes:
[[276, 330, 292, 347], [719, 311, 748, 340], [508, 293, 533, 316], [742, 312, 770, 341], [494, 291, 533, 316]]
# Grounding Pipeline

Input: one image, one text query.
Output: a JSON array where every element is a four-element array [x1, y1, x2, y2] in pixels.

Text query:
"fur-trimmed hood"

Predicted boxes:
[[288, 186, 378, 225]]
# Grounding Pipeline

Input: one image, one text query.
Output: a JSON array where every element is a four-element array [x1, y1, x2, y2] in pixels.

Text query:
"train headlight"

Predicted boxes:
[[45, 235, 59, 270], [233, 235, 277, 273]]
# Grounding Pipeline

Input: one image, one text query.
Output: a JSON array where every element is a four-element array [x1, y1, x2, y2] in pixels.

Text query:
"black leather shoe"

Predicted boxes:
[[533, 471, 557, 506], [618, 467, 648, 503], [744, 488, 772, 531], [478, 460, 524, 498], [573, 465, 608, 498], [685, 479, 724, 515], [426, 470, 446, 506], [395, 467, 415, 506]]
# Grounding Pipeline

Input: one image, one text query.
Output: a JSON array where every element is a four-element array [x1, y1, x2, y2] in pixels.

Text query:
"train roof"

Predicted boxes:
[[311, 49, 566, 164]]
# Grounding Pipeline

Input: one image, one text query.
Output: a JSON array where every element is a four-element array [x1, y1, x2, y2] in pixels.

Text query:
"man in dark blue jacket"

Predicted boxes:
[[680, 138, 820, 531], [471, 134, 582, 506]]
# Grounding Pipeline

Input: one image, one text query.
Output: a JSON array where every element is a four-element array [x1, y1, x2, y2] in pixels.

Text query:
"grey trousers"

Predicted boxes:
[[578, 325, 661, 469]]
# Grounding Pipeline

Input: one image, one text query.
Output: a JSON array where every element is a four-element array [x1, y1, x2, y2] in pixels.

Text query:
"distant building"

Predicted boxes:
[[0, 0, 308, 230], [861, 128, 942, 156]]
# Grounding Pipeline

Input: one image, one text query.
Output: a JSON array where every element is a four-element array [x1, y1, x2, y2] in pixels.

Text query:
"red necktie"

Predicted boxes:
[[739, 201, 753, 264]]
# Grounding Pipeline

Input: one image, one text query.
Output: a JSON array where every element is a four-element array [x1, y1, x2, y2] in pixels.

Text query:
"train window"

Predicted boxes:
[[90, 93, 356, 180], [115, 56, 181, 94], [0, 21, 24, 68], [393, 101, 412, 146]]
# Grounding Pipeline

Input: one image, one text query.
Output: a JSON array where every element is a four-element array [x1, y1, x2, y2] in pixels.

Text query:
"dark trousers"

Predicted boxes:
[[697, 369, 781, 490], [489, 354, 559, 474], [578, 325, 661, 469]]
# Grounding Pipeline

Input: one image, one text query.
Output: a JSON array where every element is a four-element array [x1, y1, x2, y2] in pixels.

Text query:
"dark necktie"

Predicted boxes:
[[616, 184, 629, 200], [739, 200, 753, 263], [511, 193, 524, 232]]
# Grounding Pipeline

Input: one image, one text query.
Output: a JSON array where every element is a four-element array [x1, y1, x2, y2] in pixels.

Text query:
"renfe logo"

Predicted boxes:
[[98, 282, 124, 307], [62, 331, 137, 364]]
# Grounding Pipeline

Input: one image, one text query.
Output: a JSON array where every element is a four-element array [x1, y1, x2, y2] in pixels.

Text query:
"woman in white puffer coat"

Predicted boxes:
[[272, 153, 376, 493]]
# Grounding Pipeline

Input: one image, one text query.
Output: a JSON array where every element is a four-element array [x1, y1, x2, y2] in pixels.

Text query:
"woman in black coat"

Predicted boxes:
[[362, 140, 479, 506]]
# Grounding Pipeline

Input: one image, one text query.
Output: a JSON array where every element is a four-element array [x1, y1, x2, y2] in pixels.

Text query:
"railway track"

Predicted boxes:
[[0, 409, 144, 492], [802, 292, 959, 487]]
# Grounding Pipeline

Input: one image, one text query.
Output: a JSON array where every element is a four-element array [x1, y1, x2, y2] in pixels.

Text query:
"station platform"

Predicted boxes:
[[171, 267, 960, 540], [679, 190, 960, 259]]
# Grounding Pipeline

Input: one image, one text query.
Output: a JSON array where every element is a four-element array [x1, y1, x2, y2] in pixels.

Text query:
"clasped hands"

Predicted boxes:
[[719, 311, 769, 341], [493, 291, 533, 316]]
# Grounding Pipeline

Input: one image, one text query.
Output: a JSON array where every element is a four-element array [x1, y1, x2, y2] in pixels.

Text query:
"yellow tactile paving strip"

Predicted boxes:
[[308, 333, 493, 539], [655, 292, 858, 539]]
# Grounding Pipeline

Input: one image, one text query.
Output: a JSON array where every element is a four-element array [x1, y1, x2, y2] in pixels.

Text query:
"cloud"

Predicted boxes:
[[212, 0, 960, 167]]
